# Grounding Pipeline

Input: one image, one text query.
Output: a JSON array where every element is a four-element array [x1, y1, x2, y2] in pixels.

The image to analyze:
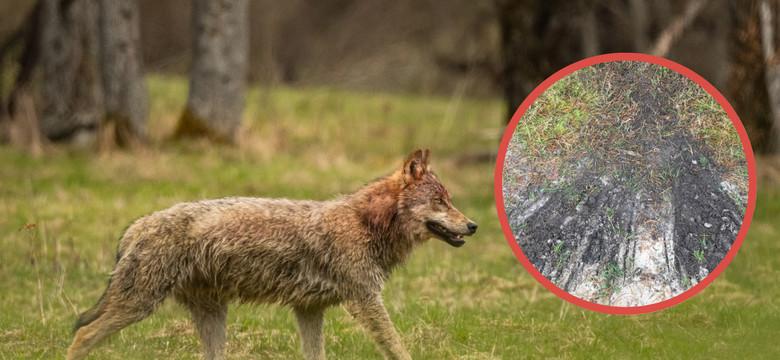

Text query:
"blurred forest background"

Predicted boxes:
[[1, 0, 779, 153]]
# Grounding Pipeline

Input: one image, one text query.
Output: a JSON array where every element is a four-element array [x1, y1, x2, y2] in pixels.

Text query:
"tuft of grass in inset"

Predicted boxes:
[[694, 234, 708, 264], [596, 262, 624, 300], [694, 249, 705, 263]]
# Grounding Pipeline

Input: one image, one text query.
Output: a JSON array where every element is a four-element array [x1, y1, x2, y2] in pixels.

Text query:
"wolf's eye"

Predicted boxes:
[[435, 198, 446, 206]]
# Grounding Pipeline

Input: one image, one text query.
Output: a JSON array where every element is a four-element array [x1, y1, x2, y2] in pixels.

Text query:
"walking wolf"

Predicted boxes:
[[67, 149, 477, 360]]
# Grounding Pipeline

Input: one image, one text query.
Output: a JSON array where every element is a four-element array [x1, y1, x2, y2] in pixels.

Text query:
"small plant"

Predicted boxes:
[[597, 263, 623, 300], [612, 226, 633, 240], [553, 242, 571, 269], [554, 241, 564, 255], [699, 155, 709, 167], [694, 249, 705, 263], [693, 234, 707, 263], [657, 166, 682, 187], [556, 250, 572, 269], [606, 207, 616, 221], [510, 218, 530, 233], [603, 263, 623, 280]]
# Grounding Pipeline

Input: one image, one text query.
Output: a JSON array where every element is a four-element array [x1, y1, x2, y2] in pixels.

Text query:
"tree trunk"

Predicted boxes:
[[176, 0, 248, 143], [496, 0, 532, 122], [726, 0, 773, 153], [99, 0, 148, 147], [39, 0, 103, 146], [758, 0, 780, 152], [0, 2, 42, 148], [495, 0, 586, 122]]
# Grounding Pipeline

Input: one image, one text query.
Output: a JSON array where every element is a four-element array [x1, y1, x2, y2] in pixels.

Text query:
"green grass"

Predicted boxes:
[[1, 74, 778, 359], [597, 263, 624, 300]]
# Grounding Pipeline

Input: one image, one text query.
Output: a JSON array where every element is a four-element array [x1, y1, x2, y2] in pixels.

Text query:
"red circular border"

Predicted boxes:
[[494, 53, 757, 315]]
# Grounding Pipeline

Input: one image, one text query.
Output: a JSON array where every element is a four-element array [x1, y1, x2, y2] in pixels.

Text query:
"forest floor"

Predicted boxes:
[[502, 61, 749, 306]]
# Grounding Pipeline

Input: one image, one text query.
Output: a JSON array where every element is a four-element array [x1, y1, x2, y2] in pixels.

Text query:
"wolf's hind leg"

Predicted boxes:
[[176, 292, 228, 360], [67, 300, 159, 360], [293, 306, 326, 360], [345, 296, 411, 360]]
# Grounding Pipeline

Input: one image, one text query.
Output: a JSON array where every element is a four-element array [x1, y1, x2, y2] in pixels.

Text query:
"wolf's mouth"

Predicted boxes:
[[426, 222, 468, 247]]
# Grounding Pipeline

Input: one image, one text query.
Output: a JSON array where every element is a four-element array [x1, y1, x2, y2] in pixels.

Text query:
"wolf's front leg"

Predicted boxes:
[[345, 295, 412, 360]]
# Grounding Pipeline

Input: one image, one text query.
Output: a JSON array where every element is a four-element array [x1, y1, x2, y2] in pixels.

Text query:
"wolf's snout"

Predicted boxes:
[[467, 222, 478, 234]]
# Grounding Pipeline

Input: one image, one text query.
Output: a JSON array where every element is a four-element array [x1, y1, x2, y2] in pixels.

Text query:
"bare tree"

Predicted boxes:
[[0, 2, 43, 153], [727, 0, 774, 153], [176, 0, 248, 143], [99, 0, 148, 147], [495, 0, 588, 121], [1, 0, 148, 149], [495, 0, 723, 124]]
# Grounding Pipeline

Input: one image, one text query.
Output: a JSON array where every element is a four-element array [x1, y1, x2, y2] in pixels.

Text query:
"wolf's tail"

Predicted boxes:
[[74, 228, 133, 334], [73, 277, 112, 333]]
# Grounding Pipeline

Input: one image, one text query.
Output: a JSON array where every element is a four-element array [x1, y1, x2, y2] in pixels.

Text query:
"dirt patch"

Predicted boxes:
[[502, 61, 748, 306]]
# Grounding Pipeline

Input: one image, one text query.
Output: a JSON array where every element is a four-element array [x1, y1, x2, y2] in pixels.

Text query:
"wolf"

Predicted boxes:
[[66, 149, 477, 360]]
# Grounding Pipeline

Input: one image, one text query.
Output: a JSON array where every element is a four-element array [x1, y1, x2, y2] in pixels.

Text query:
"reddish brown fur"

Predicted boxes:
[[66, 149, 477, 360]]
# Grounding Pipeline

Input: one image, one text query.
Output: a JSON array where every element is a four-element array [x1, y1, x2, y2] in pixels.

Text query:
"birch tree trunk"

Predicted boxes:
[[176, 0, 248, 143], [99, 0, 148, 147]]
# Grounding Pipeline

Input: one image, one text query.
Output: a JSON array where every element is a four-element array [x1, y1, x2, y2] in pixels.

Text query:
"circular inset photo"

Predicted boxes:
[[496, 54, 756, 314]]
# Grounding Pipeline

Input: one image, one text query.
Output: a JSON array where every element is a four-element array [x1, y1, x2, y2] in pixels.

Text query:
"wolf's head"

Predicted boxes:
[[396, 149, 477, 247]]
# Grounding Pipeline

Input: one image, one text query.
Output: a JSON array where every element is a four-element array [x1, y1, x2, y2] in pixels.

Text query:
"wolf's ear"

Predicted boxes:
[[403, 148, 427, 184], [422, 148, 431, 171]]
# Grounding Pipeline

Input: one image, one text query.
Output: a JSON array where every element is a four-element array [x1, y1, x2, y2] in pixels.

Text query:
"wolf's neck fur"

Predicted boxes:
[[345, 169, 416, 273]]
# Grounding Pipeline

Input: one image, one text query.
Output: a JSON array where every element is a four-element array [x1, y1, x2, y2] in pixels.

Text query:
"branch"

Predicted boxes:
[[650, 0, 710, 57], [760, 0, 777, 65]]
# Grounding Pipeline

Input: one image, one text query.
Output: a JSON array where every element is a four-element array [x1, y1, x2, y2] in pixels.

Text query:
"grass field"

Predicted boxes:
[[1, 75, 778, 359]]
